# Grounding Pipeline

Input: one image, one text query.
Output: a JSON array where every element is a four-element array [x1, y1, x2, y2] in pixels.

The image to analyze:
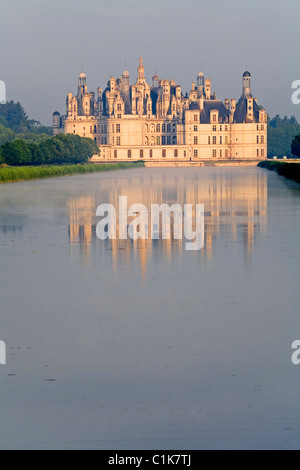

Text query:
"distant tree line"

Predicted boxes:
[[0, 101, 52, 134], [0, 134, 99, 166], [268, 115, 300, 158], [0, 101, 98, 166]]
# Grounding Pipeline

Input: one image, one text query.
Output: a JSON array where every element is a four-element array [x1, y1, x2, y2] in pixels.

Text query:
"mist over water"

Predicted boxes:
[[0, 167, 299, 449]]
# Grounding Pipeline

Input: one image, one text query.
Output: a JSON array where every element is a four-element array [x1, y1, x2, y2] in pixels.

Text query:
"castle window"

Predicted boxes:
[[184, 151, 186, 157], [167, 124, 171, 133], [117, 114, 121, 119], [156, 136, 161, 145], [117, 103, 122, 111], [194, 149, 198, 157], [112, 125, 114, 133], [225, 149, 228, 158], [213, 114, 217, 122], [116, 137, 121, 145], [220, 136, 222, 145], [172, 124, 176, 132], [194, 136, 198, 145], [150, 149, 153, 158], [167, 136, 171, 145], [173, 136, 176, 144], [261, 124, 264, 130], [212, 125, 216, 132], [114, 150, 117, 158], [220, 149, 222, 157], [261, 149, 264, 157], [128, 150, 131, 158], [162, 124, 166, 132], [162, 136, 166, 145], [194, 115, 198, 122], [257, 149, 259, 157], [194, 125, 198, 132], [213, 136, 217, 145], [225, 125, 228, 131], [116, 124, 120, 133], [225, 136, 228, 145], [174, 149, 178, 158], [220, 126, 222, 131], [156, 124, 160, 132], [73, 130, 76, 134], [162, 149, 166, 158], [208, 136, 211, 145], [257, 136, 259, 144], [213, 149, 217, 158], [257, 125, 259, 131], [90, 126, 93, 133], [261, 136, 264, 144], [140, 149, 143, 159]]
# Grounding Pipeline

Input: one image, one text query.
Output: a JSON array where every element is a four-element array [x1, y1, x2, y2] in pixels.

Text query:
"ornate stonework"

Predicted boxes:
[[53, 58, 267, 163]]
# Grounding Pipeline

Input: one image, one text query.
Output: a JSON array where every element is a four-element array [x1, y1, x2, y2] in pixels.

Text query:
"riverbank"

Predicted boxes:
[[258, 160, 300, 184], [0, 162, 144, 183]]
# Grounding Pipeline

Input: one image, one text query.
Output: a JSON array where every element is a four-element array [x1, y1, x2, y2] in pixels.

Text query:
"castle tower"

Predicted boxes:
[[78, 72, 87, 94], [242, 71, 252, 97], [152, 73, 159, 88], [122, 69, 130, 86], [137, 56, 145, 82]]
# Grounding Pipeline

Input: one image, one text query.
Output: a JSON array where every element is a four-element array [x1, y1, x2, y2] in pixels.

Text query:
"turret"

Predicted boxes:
[[242, 71, 252, 97], [205, 79, 211, 100], [137, 56, 145, 82]]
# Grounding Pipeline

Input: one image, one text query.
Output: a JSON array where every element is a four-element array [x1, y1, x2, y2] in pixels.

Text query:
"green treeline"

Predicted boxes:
[[0, 100, 52, 135], [0, 134, 99, 166], [258, 160, 300, 183], [267, 115, 300, 158], [0, 162, 144, 184]]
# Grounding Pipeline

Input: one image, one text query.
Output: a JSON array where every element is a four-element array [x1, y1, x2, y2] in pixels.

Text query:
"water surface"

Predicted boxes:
[[0, 167, 299, 449]]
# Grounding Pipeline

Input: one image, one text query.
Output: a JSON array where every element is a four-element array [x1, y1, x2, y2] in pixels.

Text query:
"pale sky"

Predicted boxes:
[[0, 0, 299, 125]]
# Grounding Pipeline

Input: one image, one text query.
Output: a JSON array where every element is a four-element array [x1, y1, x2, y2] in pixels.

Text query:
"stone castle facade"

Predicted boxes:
[[53, 57, 267, 163]]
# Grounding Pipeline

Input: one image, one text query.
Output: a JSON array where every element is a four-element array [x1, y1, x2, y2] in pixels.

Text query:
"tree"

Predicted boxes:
[[268, 115, 300, 157], [0, 123, 15, 146], [1, 140, 32, 165], [291, 134, 300, 158]]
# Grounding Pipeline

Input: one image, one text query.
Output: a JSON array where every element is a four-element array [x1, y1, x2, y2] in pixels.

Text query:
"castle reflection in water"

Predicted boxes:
[[67, 170, 267, 274]]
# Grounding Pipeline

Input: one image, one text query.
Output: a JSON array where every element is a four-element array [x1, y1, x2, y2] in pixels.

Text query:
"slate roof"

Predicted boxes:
[[199, 101, 230, 124], [233, 97, 260, 123]]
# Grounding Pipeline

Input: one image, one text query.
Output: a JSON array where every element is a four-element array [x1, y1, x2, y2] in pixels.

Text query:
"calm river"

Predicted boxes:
[[0, 166, 299, 449]]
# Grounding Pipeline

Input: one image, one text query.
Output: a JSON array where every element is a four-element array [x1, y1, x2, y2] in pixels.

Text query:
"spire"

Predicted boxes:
[[137, 56, 145, 81]]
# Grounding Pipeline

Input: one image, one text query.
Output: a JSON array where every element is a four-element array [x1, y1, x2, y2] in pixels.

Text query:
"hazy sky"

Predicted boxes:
[[0, 0, 299, 125]]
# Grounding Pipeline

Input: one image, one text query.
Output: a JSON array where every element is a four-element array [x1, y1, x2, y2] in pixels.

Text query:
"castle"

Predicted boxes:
[[53, 57, 267, 164]]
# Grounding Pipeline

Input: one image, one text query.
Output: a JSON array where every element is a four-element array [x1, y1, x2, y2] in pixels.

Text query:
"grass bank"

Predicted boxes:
[[258, 160, 300, 184], [0, 162, 144, 183]]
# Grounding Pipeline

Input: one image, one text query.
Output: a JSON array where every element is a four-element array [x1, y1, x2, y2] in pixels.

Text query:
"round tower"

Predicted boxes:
[[242, 71, 252, 97], [52, 111, 61, 135], [152, 73, 159, 88], [122, 69, 130, 86]]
